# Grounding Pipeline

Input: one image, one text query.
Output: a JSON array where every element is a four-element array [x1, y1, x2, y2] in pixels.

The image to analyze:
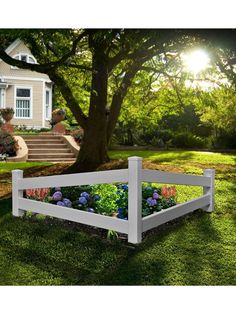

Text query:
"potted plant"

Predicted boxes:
[[51, 108, 66, 124], [0, 108, 15, 122]]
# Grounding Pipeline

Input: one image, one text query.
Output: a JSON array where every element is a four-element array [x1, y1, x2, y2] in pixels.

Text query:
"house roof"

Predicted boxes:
[[0, 39, 52, 83], [5, 38, 22, 54], [0, 38, 22, 63]]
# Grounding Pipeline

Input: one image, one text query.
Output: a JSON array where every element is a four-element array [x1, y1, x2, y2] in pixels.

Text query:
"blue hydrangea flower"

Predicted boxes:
[[80, 192, 90, 200], [117, 213, 124, 219], [118, 207, 124, 213], [63, 198, 72, 207], [57, 201, 66, 206], [121, 184, 128, 191], [79, 196, 87, 205], [53, 191, 62, 201], [147, 197, 157, 206], [150, 199, 157, 206], [86, 208, 95, 213], [94, 194, 100, 201], [153, 192, 159, 199]]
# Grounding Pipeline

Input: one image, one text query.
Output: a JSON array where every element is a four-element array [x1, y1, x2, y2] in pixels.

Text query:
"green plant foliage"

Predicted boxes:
[[172, 132, 206, 148], [107, 230, 119, 241], [60, 185, 93, 202], [91, 184, 119, 216], [0, 131, 19, 156], [35, 214, 46, 221]]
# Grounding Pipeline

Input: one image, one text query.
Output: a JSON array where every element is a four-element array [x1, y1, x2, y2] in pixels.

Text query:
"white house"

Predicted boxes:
[[0, 39, 53, 129]]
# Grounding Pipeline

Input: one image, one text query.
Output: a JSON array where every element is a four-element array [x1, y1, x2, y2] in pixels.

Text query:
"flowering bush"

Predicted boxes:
[[116, 184, 177, 218], [26, 188, 50, 201], [25, 183, 177, 219]]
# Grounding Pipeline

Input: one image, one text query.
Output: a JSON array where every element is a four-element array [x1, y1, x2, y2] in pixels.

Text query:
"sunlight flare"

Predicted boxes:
[[183, 49, 210, 74]]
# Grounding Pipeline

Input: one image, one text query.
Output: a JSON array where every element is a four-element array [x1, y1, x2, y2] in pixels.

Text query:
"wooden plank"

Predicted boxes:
[[18, 169, 128, 190], [18, 198, 128, 234], [142, 169, 211, 187], [142, 194, 210, 232]]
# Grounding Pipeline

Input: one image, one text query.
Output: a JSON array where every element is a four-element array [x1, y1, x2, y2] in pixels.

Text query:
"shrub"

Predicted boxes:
[[172, 132, 206, 148], [116, 184, 177, 218], [213, 130, 236, 149], [71, 128, 84, 145], [0, 131, 19, 157]]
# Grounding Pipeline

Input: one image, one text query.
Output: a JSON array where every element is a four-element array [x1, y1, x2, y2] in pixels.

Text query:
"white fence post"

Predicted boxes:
[[128, 156, 142, 244], [203, 169, 215, 212], [12, 170, 24, 217]]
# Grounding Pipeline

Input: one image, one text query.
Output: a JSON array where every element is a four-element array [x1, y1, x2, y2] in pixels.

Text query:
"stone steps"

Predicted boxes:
[[28, 152, 75, 158], [28, 158, 76, 162], [21, 134, 77, 162], [28, 148, 72, 154], [22, 135, 62, 140], [27, 144, 69, 149], [24, 139, 65, 145]]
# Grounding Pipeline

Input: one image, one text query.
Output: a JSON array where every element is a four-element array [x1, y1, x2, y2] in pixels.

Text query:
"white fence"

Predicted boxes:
[[12, 156, 215, 244]]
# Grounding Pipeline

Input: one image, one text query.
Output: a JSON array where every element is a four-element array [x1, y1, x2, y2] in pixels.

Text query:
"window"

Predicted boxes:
[[45, 89, 51, 120], [28, 56, 35, 64], [12, 53, 37, 68], [15, 87, 32, 118], [21, 55, 27, 62]]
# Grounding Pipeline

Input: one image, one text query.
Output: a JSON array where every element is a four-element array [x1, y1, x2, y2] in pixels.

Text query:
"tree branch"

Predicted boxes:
[[49, 71, 87, 128], [0, 30, 89, 74], [65, 63, 92, 72], [107, 61, 143, 142]]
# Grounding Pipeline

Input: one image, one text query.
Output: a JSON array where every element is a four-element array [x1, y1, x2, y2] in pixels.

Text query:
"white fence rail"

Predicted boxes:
[[12, 156, 215, 244]]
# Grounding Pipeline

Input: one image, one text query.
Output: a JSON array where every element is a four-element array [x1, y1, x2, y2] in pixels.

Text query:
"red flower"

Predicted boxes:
[[161, 186, 177, 199], [26, 188, 50, 201]]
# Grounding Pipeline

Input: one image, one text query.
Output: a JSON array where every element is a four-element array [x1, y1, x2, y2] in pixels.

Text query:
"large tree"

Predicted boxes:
[[0, 29, 235, 171]]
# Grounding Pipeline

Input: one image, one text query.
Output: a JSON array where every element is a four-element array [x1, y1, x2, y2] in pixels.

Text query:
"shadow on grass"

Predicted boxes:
[[0, 198, 12, 217], [101, 211, 236, 285], [0, 197, 235, 285], [0, 197, 130, 285]]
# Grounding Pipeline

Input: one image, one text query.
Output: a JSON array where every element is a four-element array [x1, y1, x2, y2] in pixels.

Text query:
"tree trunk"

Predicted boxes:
[[75, 121, 109, 172], [68, 49, 110, 172]]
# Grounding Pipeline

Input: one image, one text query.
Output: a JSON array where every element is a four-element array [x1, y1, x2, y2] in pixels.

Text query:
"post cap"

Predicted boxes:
[[12, 169, 23, 174], [128, 156, 143, 161]]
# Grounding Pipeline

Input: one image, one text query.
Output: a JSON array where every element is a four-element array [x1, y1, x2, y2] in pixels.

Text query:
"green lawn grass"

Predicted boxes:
[[109, 150, 236, 165], [0, 162, 53, 174], [0, 151, 235, 285]]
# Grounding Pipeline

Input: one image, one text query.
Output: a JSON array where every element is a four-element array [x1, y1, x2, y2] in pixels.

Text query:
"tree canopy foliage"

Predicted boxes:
[[0, 29, 235, 170]]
